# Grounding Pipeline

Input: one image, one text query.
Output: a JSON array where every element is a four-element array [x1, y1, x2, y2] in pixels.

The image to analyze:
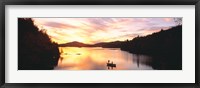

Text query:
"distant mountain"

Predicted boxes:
[[93, 41, 122, 48], [59, 41, 123, 47], [59, 41, 92, 47]]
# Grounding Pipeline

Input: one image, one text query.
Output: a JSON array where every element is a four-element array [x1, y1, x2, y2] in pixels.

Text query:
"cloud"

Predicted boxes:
[[163, 18, 173, 22], [44, 22, 77, 29], [33, 18, 178, 44], [86, 18, 111, 32]]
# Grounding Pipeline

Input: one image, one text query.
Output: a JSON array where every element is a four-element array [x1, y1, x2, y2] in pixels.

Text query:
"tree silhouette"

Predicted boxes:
[[18, 18, 60, 70], [174, 18, 182, 25]]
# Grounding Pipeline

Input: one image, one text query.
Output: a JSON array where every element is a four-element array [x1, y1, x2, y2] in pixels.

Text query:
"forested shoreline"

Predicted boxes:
[[18, 18, 60, 70]]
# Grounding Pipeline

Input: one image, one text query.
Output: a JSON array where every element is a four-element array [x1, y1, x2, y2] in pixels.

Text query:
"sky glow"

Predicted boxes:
[[33, 18, 178, 44]]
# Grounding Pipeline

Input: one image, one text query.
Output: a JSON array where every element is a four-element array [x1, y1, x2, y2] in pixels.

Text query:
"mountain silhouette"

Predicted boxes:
[[59, 41, 92, 47], [93, 41, 122, 48], [59, 41, 122, 47]]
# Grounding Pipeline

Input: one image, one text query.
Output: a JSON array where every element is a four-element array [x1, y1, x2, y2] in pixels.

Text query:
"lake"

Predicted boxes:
[[54, 47, 154, 70]]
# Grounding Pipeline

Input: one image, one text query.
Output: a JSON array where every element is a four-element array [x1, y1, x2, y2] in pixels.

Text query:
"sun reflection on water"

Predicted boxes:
[[54, 47, 153, 70]]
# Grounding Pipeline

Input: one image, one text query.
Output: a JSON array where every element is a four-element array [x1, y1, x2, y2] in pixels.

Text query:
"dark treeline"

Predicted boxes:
[[120, 25, 182, 69], [18, 18, 60, 70], [121, 26, 182, 55]]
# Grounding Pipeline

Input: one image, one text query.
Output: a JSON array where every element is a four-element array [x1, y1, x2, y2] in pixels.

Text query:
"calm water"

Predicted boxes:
[[54, 47, 153, 70]]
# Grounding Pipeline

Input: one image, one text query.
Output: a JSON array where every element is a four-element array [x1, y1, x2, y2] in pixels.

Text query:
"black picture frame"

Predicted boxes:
[[0, 0, 199, 88]]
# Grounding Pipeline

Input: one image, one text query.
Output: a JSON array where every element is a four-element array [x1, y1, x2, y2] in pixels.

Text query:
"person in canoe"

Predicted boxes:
[[107, 60, 116, 69]]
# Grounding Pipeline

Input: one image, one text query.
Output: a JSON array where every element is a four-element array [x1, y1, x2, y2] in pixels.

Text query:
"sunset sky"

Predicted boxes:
[[33, 18, 179, 44]]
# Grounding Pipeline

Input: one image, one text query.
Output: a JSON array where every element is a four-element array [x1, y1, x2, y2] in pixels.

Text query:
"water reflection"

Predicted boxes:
[[137, 55, 140, 67], [54, 47, 153, 70]]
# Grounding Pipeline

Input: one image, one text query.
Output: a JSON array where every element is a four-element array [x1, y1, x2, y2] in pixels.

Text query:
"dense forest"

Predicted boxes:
[[120, 25, 182, 69], [18, 18, 60, 70]]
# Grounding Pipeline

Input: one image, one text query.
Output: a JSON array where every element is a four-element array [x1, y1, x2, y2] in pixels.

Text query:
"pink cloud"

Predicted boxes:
[[33, 18, 178, 44]]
